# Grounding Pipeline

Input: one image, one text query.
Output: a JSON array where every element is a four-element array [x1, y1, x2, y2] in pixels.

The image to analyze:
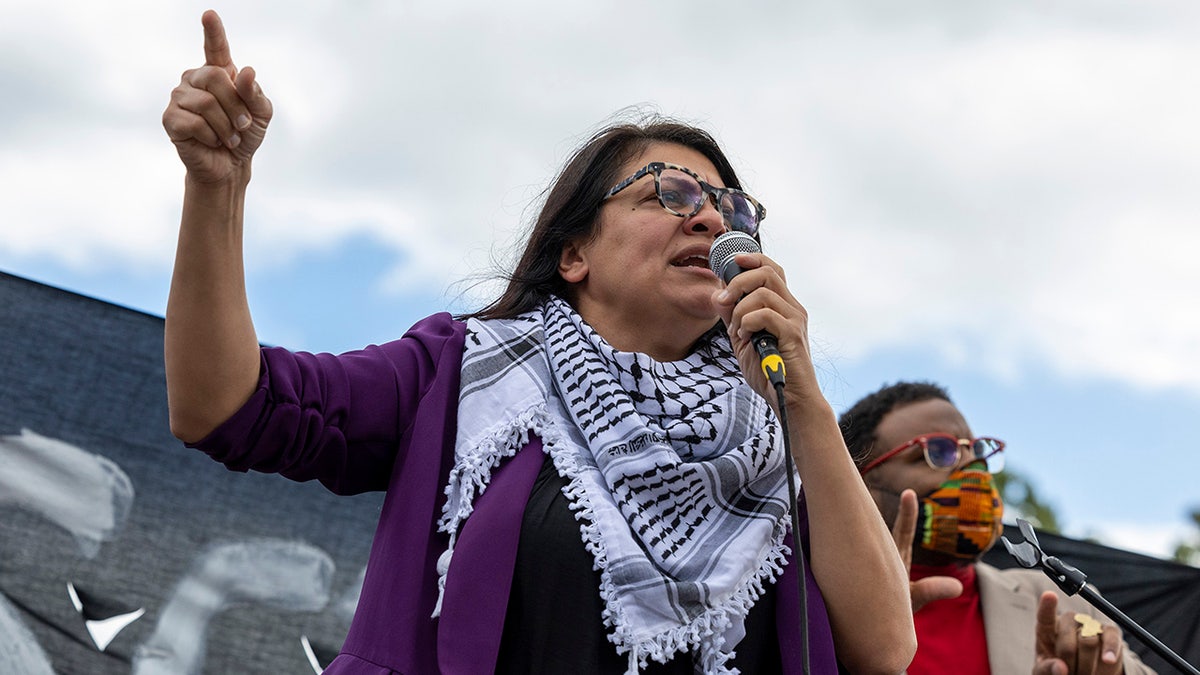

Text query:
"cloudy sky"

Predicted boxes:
[[3, 0, 1198, 560]]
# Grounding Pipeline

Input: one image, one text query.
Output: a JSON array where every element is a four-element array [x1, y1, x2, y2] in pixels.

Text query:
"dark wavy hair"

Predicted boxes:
[[838, 381, 952, 469], [460, 116, 744, 321]]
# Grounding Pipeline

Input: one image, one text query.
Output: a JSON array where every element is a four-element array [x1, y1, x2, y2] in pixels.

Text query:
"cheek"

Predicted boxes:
[[883, 465, 947, 498], [912, 474, 950, 497]]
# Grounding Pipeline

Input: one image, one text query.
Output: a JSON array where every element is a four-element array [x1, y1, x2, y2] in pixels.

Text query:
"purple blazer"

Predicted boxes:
[[191, 313, 838, 674]]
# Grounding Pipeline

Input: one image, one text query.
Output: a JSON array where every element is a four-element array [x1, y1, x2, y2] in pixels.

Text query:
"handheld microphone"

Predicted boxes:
[[709, 232, 786, 387], [711, 234, 810, 674]]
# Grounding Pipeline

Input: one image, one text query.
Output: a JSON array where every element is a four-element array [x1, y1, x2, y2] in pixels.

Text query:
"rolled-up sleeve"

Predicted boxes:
[[188, 313, 463, 495]]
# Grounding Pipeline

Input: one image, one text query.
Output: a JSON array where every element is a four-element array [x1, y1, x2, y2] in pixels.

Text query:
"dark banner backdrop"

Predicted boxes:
[[0, 271, 383, 674], [2, 270, 1198, 674]]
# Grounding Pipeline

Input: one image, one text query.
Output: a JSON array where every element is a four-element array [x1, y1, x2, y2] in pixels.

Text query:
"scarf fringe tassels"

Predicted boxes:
[[553, 426, 793, 675], [433, 404, 562, 618], [441, 302, 795, 674], [437, 409, 794, 674]]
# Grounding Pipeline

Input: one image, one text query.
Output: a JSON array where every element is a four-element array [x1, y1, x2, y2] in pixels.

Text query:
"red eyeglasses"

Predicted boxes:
[[860, 433, 1005, 475]]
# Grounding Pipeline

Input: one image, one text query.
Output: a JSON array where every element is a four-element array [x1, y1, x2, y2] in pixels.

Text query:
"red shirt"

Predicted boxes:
[[907, 563, 991, 675]]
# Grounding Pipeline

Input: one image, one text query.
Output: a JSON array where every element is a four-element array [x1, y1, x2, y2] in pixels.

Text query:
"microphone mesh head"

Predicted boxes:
[[709, 232, 761, 283]]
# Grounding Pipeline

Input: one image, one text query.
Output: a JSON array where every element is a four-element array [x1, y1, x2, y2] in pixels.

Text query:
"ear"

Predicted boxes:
[[558, 240, 589, 284]]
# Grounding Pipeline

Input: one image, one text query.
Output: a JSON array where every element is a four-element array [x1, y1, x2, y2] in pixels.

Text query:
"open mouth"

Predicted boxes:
[[671, 254, 709, 269]]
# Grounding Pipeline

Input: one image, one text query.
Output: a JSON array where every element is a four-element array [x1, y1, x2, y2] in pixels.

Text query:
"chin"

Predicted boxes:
[[679, 308, 721, 333], [681, 290, 721, 316]]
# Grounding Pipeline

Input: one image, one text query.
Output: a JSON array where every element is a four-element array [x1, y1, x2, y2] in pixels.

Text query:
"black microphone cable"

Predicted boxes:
[[710, 232, 810, 675]]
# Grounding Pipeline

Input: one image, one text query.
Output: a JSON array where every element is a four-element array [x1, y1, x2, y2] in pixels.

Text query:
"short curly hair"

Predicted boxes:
[[838, 381, 952, 469]]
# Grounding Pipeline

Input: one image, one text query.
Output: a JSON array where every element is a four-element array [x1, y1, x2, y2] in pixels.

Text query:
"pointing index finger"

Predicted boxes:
[[891, 489, 918, 570], [202, 10, 234, 68], [1035, 592, 1059, 655]]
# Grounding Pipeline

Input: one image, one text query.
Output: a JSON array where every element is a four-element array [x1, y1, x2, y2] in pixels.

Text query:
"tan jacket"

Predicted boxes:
[[975, 562, 1156, 675]]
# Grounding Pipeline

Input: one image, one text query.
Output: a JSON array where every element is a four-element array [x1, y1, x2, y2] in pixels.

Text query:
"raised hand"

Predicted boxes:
[[890, 488, 964, 612], [162, 10, 273, 184], [1033, 592, 1125, 675]]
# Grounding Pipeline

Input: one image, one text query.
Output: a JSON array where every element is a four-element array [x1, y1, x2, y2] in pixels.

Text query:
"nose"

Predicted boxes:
[[683, 195, 727, 236], [952, 439, 977, 470], [955, 439, 998, 473]]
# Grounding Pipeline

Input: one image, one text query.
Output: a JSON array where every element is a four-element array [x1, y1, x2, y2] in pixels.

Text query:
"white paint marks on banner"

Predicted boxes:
[[132, 539, 334, 675], [0, 428, 134, 558]]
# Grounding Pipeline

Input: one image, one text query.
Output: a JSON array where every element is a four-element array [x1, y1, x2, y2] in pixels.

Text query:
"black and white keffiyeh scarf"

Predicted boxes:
[[436, 296, 793, 674]]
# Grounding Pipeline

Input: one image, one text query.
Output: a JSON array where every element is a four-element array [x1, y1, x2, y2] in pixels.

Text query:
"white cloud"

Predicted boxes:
[[1089, 520, 1194, 561], [3, 0, 1200, 397], [741, 19, 1200, 392], [0, 131, 181, 271]]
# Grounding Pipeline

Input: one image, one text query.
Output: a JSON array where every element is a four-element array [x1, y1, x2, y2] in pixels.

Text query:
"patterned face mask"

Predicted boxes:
[[914, 459, 1004, 559]]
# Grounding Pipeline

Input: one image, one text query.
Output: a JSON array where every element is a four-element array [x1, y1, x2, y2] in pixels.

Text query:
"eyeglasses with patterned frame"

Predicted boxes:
[[602, 161, 767, 236], [859, 433, 1005, 475]]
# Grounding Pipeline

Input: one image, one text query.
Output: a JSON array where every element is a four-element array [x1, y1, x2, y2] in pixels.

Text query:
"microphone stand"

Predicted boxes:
[[1002, 518, 1200, 675]]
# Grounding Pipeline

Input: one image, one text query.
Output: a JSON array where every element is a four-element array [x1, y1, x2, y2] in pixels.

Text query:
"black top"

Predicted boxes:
[[495, 455, 783, 673]]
